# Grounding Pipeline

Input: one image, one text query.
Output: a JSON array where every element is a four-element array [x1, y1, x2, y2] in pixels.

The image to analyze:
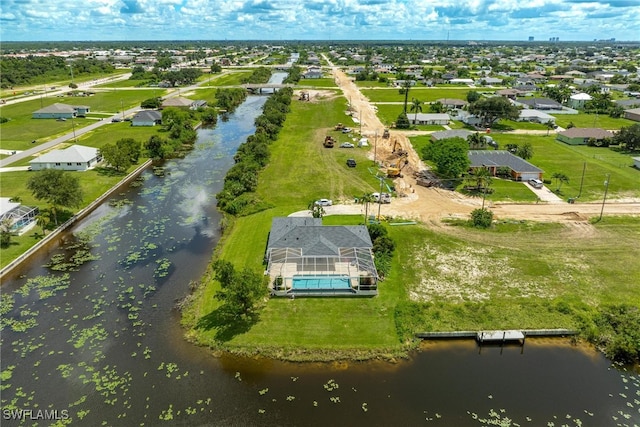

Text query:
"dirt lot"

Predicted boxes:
[[329, 66, 640, 224]]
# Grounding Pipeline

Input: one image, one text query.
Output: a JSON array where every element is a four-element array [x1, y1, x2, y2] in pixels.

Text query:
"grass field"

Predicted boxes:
[[491, 133, 640, 200], [362, 87, 494, 103], [184, 89, 640, 360], [297, 78, 338, 88], [553, 113, 635, 130], [0, 89, 167, 151], [0, 161, 147, 269]]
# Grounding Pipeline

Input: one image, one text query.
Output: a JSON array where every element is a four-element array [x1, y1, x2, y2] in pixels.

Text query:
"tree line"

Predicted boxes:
[[1, 56, 114, 88], [216, 87, 293, 216]]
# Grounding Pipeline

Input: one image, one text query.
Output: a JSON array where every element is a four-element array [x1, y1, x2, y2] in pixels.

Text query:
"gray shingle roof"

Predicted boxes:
[[267, 217, 372, 256], [431, 129, 473, 141], [133, 110, 162, 121], [468, 150, 543, 173]]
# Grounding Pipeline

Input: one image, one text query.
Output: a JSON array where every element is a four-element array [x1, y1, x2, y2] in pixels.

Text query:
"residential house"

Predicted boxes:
[[190, 100, 207, 110], [431, 129, 473, 141], [265, 217, 378, 297], [516, 98, 563, 111], [0, 198, 39, 234], [29, 145, 102, 171], [497, 89, 520, 100], [476, 77, 502, 86], [634, 157, 640, 170], [518, 109, 556, 124], [468, 150, 544, 181], [131, 110, 162, 127], [161, 97, 193, 109], [556, 128, 614, 145], [623, 108, 640, 122], [568, 93, 593, 109], [302, 70, 323, 79], [409, 113, 450, 125], [437, 98, 468, 110], [32, 103, 90, 119]]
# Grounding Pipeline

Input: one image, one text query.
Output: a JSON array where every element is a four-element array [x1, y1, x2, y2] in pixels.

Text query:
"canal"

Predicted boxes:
[[1, 75, 638, 426]]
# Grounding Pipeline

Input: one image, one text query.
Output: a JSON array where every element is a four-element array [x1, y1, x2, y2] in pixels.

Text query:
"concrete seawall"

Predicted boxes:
[[0, 159, 153, 281]]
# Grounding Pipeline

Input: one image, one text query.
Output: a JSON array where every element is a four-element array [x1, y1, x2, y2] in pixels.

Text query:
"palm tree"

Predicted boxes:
[[35, 212, 49, 236], [409, 98, 422, 126], [552, 172, 569, 193], [307, 201, 324, 218], [400, 80, 412, 113], [545, 120, 556, 136], [360, 193, 375, 223], [467, 132, 486, 149]]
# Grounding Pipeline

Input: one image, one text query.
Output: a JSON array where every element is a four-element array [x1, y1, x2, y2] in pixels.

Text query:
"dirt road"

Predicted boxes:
[[327, 64, 640, 223]]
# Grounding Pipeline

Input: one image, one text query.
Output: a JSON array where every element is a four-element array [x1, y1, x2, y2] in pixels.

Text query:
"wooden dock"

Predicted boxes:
[[416, 329, 577, 347]]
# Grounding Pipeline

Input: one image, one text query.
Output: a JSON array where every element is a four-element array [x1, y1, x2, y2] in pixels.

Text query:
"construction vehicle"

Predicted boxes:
[[323, 135, 336, 148], [391, 138, 408, 157], [387, 159, 409, 178], [382, 128, 390, 139], [334, 123, 345, 131]]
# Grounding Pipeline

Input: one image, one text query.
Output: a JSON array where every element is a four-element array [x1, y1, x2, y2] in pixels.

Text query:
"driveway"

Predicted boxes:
[[525, 182, 564, 203]]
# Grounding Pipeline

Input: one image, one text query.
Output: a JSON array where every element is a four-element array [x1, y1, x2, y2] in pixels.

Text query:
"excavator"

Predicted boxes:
[[391, 138, 407, 157], [387, 155, 409, 178]]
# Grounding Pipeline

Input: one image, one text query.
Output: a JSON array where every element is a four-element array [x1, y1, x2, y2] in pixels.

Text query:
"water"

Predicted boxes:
[[1, 73, 639, 426]]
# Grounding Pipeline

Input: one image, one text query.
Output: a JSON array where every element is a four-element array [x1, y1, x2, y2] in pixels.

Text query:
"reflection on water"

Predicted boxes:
[[1, 74, 638, 426]]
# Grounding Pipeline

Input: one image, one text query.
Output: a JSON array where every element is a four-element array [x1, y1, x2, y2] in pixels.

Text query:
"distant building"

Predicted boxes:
[[131, 110, 162, 127], [528, 36, 534, 42], [556, 128, 613, 145], [32, 103, 90, 119], [29, 145, 102, 171]]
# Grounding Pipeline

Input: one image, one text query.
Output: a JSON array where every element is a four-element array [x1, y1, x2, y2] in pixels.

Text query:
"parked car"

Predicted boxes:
[[346, 159, 357, 168], [342, 127, 352, 133], [340, 142, 354, 148], [528, 178, 544, 189], [111, 117, 122, 123], [372, 192, 391, 204], [315, 199, 333, 207]]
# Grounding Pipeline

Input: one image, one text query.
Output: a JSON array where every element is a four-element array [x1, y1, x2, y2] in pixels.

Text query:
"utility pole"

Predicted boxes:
[[377, 176, 384, 220], [599, 173, 610, 221], [373, 130, 378, 165], [577, 162, 586, 198]]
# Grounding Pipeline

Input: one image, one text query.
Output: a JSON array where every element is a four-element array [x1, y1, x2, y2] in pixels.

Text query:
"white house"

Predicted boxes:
[[30, 145, 102, 171], [569, 93, 593, 109], [633, 157, 640, 170], [132, 110, 162, 127], [518, 109, 556, 124], [409, 113, 451, 125]]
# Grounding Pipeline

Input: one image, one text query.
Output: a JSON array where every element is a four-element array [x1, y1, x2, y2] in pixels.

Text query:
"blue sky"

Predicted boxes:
[[1, 0, 638, 42]]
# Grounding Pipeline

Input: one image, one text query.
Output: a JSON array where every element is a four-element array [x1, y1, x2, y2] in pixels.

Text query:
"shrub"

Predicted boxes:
[[470, 208, 493, 228]]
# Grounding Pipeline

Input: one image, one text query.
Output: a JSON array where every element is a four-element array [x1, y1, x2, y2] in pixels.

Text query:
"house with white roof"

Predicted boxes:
[[569, 93, 593, 109], [30, 145, 102, 171]]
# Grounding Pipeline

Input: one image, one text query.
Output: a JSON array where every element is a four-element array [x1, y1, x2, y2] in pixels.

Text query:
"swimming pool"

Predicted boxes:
[[292, 275, 351, 290]]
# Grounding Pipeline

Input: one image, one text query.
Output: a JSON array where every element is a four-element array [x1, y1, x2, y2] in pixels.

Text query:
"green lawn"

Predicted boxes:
[[362, 87, 493, 103], [297, 78, 338, 88], [0, 90, 168, 152], [0, 161, 147, 269], [554, 113, 635, 130], [180, 89, 640, 361], [491, 133, 640, 200], [199, 71, 253, 87], [410, 130, 640, 202]]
